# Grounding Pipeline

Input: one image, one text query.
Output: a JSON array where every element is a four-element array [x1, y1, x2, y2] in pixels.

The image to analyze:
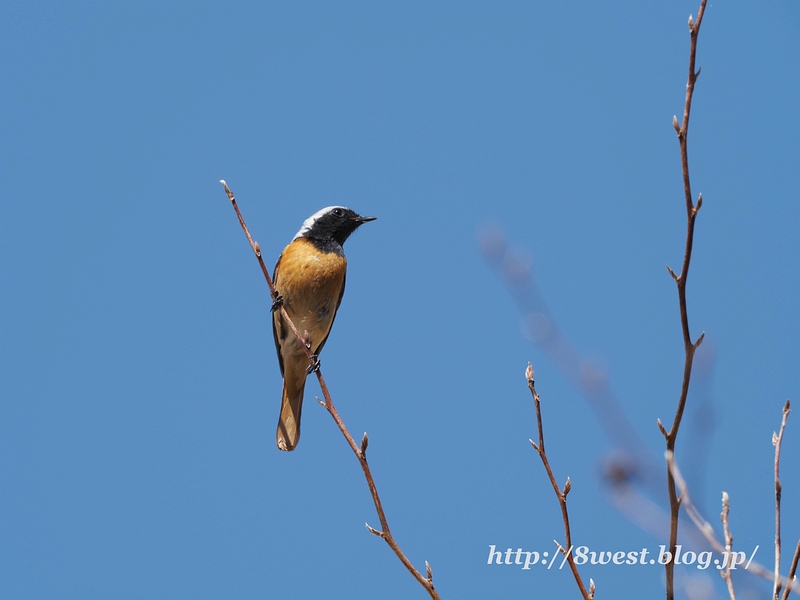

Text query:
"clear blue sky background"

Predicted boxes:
[[2, 2, 799, 599]]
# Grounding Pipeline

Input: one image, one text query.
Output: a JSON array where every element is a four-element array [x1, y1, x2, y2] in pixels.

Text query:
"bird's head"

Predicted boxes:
[[294, 206, 376, 247]]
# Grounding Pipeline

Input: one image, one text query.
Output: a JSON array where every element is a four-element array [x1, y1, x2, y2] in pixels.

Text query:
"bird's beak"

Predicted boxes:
[[355, 215, 377, 224]]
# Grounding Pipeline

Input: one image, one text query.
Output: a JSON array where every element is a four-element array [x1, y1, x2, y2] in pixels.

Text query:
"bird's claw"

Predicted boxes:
[[306, 356, 321, 374], [270, 294, 284, 313]]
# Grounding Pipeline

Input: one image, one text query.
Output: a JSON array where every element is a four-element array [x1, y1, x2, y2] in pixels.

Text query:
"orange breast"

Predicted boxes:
[[273, 238, 347, 355]]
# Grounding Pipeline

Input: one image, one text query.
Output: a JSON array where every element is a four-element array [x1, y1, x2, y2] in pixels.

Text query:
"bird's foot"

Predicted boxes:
[[306, 355, 321, 374], [270, 294, 284, 313]]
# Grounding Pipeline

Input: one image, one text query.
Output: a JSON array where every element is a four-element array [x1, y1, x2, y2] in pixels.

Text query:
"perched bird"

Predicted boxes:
[[272, 206, 376, 451]]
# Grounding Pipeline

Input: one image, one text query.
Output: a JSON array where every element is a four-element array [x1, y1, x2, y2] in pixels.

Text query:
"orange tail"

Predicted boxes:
[[276, 374, 306, 451]]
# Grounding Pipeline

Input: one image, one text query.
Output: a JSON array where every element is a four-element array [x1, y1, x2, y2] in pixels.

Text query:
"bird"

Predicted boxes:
[[271, 206, 376, 451]]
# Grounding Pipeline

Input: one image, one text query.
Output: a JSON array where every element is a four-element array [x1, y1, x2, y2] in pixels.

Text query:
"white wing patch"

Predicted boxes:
[[292, 206, 348, 240]]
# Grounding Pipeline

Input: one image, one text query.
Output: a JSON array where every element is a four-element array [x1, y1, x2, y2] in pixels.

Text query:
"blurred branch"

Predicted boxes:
[[526, 364, 594, 600], [221, 180, 440, 600], [479, 225, 663, 497], [661, 2, 708, 598], [666, 450, 800, 596], [774, 400, 791, 599]]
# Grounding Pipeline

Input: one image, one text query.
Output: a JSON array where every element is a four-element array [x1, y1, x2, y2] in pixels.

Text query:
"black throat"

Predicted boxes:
[[305, 236, 345, 256]]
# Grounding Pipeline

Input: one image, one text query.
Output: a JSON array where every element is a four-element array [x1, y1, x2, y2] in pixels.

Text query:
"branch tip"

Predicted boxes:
[[220, 180, 234, 202], [365, 523, 382, 537], [425, 560, 433, 581], [673, 115, 680, 134], [527, 377, 590, 598], [694, 332, 705, 348], [657, 418, 669, 438], [666, 264, 678, 281], [360, 432, 369, 456]]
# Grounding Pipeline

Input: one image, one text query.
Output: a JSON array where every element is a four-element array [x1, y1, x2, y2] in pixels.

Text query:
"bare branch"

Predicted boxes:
[[721, 492, 737, 600], [666, 451, 721, 549], [774, 400, 792, 599], [781, 540, 800, 600], [222, 181, 440, 599], [527, 364, 593, 599], [661, 2, 708, 597], [666, 451, 800, 595]]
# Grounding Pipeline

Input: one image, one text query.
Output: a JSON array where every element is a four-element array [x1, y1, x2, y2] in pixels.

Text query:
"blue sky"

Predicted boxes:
[[2, 1, 799, 598]]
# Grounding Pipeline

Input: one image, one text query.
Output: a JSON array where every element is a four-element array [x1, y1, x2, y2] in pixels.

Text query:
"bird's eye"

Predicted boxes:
[[333, 208, 343, 217]]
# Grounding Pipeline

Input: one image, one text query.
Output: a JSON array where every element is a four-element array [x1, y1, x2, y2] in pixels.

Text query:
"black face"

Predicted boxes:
[[306, 207, 376, 247]]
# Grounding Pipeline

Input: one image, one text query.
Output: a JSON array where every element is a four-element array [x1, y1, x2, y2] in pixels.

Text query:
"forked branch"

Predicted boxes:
[[666, 450, 800, 596], [526, 364, 594, 600], [221, 180, 440, 599]]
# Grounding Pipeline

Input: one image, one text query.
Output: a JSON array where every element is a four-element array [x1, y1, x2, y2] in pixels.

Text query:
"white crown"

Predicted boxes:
[[292, 206, 348, 240]]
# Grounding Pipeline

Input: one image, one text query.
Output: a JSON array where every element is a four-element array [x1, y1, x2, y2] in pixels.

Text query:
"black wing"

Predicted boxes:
[[271, 254, 285, 376], [313, 271, 346, 357]]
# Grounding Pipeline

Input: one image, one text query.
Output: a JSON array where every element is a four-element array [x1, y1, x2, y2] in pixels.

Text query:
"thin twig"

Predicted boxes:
[[526, 363, 594, 600], [721, 492, 737, 600], [661, 2, 708, 598], [666, 451, 800, 596], [774, 400, 792, 599], [221, 180, 440, 600], [782, 540, 800, 600]]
